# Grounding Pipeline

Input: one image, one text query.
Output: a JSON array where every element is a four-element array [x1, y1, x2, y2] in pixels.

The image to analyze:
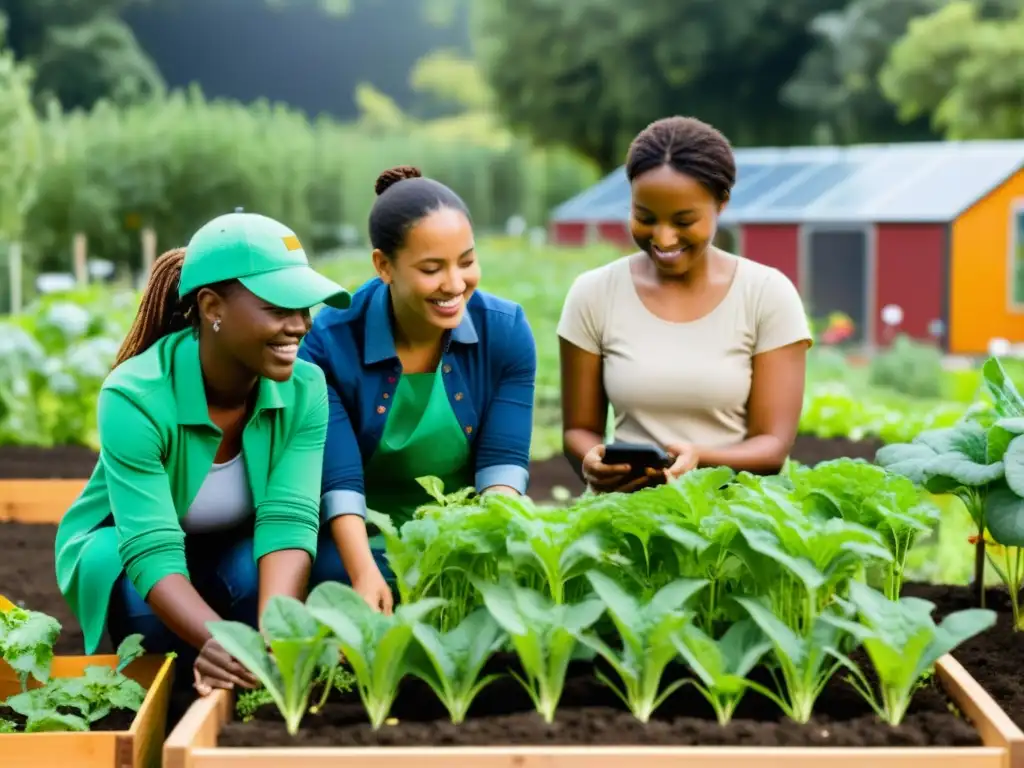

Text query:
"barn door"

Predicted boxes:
[[806, 229, 868, 344]]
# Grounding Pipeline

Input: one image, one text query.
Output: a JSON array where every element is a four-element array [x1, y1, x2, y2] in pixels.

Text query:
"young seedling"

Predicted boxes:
[[573, 571, 708, 722], [472, 578, 605, 723], [732, 596, 849, 724], [405, 607, 507, 723], [674, 618, 773, 725], [207, 596, 333, 735], [306, 581, 444, 729], [823, 581, 996, 725]]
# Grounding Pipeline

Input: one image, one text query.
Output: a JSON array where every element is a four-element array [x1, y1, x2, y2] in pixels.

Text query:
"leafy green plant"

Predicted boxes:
[[2, 634, 147, 733], [207, 596, 334, 735], [674, 618, 773, 724], [788, 459, 941, 599], [877, 358, 1024, 620], [405, 607, 507, 724], [876, 420, 1004, 605], [0, 604, 61, 690], [732, 596, 849, 724], [472, 579, 605, 723], [824, 581, 996, 725], [306, 582, 444, 729], [573, 571, 707, 722]]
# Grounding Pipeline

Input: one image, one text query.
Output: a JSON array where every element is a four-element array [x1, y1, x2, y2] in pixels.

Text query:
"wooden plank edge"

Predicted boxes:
[[165, 670, 1011, 767], [0, 478, 85, 524], [125, 654, 176, 768], [184, 746, 1005, 768], [164, 689, 233, 768], [936, 653, 1024, 766]]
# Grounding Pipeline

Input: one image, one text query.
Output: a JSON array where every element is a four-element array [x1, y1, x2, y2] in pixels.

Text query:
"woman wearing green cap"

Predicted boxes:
[[53, 211, 351, 698], [299, 166, 537, 613]]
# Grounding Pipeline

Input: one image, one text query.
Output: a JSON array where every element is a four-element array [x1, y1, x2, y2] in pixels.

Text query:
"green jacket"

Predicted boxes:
[[54, 328, 329, 654]]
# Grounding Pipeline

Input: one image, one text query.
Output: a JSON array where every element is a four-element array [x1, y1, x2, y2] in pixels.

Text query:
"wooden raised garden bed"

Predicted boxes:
[[0, 653, 175, 768], [0, 479, 85, 524], [163, 654, 1022, 768]]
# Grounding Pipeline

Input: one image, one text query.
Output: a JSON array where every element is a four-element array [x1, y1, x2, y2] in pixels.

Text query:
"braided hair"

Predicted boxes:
[[112, 248, 233, 369], [368, 165, 470, 257], [625, 116, 737, 204]]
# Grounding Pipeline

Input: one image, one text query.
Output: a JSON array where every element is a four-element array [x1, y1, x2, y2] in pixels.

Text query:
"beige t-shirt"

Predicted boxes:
[[557, 253, 812, 449]]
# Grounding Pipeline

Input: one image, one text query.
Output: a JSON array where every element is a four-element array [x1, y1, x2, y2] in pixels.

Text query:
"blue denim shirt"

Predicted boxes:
[[297, 277, 537, 522]]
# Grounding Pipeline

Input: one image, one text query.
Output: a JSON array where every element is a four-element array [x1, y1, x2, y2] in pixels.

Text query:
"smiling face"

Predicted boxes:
[[373, 207, 480, 333], [197, 283, 312, 382], [630, 164, 726, 278]]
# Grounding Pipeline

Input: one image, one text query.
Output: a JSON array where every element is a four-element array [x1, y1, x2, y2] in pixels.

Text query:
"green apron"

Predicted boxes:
[[364, 363, 472, 550]]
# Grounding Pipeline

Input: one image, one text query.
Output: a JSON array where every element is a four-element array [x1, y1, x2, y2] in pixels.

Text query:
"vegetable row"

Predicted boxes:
[[210, 459, 995, 735]]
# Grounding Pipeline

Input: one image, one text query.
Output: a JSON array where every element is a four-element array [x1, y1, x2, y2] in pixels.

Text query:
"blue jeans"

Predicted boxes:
[[106, 530, 395, 666], [308, 539, 395, 589]]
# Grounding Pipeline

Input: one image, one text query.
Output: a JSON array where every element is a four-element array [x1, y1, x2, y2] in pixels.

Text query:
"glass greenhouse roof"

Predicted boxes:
[[550, 140, 1024, 225]]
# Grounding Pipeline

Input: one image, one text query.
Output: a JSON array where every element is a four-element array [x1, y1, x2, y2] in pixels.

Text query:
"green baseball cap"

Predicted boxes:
[[179, 211, 351, 310]]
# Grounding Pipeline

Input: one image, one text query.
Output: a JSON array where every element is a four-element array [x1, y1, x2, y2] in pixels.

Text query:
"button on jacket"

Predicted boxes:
[[297, 277, 537, 522], [54, 328, 329, 654]]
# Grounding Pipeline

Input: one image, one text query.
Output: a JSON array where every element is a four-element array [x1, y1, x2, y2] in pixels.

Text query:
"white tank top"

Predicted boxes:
[[180, 453, 254, 534]]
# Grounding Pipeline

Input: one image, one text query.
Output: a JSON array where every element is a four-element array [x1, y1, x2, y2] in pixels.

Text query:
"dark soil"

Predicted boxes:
[[0, 436, 886, 497], [902, 582, 1024, 732], [0, 446, 99, 479], [0, 444, 585, 502], [789, 435, 885, 465], [218, 649, 978, 748], [0, 522, 102, 655], [0, 705, 136, 733]]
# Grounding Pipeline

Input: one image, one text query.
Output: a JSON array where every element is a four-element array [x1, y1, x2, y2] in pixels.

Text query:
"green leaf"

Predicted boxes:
[[261, 595, 321, 641], [984, 481, 1024, 547], [25, 712, 88, 732], [206, 620, 287, 717], [875, 442, 939, 485], [0, 607, 61, 687], [923, 449, 1004, 489], [115, 634, 144, 673], [732, 596, 804, 665], [985, 418, 1024, 463], [416, 476, 446, 504], [983, 357, 1024, 418], [1002, 435, 1024, 498]]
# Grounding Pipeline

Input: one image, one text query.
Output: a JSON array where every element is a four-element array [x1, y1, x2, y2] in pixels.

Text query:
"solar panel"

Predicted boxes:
[[803, 152, 935, 218], [766, 162, 861, 209], [728, 162, 815, 210]]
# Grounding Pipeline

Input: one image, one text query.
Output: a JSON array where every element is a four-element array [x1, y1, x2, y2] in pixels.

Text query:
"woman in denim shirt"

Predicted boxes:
[[298, 165, 537, 612]]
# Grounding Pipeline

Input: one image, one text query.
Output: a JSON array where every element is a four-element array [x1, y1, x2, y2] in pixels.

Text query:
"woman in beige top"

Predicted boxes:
[[557, 116, 813, 493]]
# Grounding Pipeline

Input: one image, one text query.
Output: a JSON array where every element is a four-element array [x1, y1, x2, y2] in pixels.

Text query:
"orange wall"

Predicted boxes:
[[950, 168, 1024, 355]]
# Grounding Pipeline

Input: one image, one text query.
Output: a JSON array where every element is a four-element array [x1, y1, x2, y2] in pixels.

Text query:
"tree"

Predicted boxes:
[[879, 1, 1024, 139], [0, 20, 42, 311], [781, 0, 944, 145], [469, 0, 845, 171], [0, 0, 163, 110]]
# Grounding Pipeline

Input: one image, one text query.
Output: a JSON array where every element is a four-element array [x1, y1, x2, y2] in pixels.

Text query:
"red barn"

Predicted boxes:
[[549, 141, 1024, 355]]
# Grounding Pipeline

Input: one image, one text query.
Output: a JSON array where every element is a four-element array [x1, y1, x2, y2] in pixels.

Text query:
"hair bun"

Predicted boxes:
[[375, 165, 423, 196]]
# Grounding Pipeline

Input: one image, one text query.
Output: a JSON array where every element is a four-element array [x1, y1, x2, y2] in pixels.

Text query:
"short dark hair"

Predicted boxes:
[[625, 116, 737, 203], [368, 165, 470, 257]]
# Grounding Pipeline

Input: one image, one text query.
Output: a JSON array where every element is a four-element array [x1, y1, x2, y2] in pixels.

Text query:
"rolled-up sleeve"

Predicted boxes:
[[254, 377, 328, 560], [98, 389, 187, 599], [298, 321, 367, 522], [474, 306, 536, 494]]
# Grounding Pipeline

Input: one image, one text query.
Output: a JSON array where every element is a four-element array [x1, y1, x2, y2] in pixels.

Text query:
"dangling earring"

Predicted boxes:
[[212, 318, 222, 333]]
